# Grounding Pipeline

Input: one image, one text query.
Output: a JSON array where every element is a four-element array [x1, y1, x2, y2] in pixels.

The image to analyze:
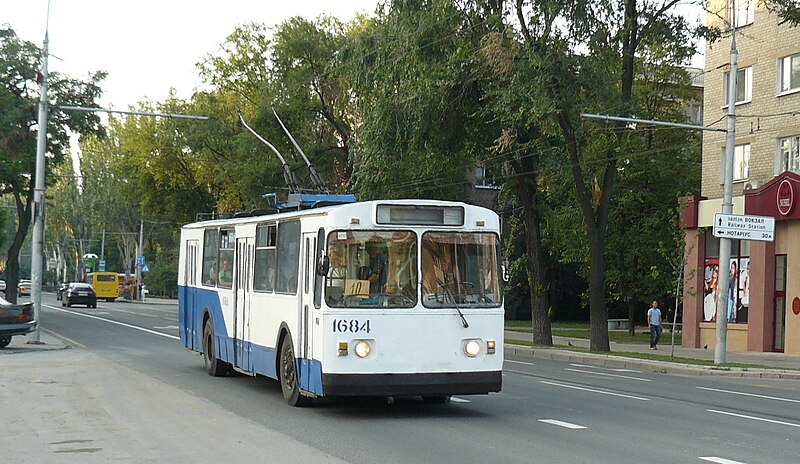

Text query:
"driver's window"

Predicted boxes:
[[325, 231, 416, 308]]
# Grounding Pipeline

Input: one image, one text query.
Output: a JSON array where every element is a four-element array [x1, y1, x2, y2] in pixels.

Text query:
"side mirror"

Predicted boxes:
[[317, 255, 330, 276], [501, 259, 510, 283]]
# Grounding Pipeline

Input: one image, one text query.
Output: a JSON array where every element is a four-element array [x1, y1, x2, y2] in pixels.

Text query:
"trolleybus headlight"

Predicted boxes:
[[464, 339, 482, 357], [487, 340, 496, 354], [354, 340, 371, 358]]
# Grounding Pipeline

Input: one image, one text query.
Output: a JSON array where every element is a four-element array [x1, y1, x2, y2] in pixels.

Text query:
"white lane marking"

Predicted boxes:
[[450, 397, 470, 403], [699, 456, 747, 464], [45, 305, 180, 340], [697, 386, 800, 404], [564, 368, 651, 382], [568, 363, 640, 373], [153, 325, 179, 330], [707, 409, 800, 429], [539, 380, 650, 401], [506, 360, 536, 367], [538, 419, 586, 430], [101, 307, 160, 317]]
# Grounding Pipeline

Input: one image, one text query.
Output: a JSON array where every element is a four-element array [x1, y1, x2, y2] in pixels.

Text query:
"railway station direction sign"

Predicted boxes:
[[713, 213, 775, 242]]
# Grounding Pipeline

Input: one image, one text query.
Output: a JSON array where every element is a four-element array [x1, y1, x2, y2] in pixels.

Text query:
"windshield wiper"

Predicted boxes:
[[438, 279, 469, 328]]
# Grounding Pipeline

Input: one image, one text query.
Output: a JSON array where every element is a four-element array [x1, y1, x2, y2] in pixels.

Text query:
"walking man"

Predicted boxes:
[[648, 300, 662, 350]]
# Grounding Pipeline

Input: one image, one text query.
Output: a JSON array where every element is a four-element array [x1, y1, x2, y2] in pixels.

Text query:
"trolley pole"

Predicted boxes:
[[714, 1, 738, 365], [28, 15, 50, 345]]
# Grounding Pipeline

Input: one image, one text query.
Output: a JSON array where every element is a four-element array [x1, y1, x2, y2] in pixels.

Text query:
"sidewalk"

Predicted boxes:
[[505, 329, 800, 380], [0, 329, 69, 355]]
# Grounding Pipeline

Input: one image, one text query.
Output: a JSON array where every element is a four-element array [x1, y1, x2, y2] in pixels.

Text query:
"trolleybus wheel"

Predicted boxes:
[[279, 334, 311, 407], [202, 318, 230, 377]]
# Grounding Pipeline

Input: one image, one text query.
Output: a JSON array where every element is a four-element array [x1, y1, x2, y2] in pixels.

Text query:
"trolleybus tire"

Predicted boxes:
[[203, 318, 231, 377], [279, 334, 311, 407]]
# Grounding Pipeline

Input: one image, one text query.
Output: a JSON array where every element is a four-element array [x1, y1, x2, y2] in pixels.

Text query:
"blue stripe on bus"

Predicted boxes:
[[299, 358, 323, 396], [179, 285, 324, 396]]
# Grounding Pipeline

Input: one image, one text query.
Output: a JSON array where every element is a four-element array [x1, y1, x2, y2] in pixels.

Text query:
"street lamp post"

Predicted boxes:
[[28, 20, 50, 345]]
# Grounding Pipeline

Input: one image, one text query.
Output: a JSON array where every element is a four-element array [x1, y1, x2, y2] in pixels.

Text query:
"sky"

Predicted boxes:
[[3, 0, 380, 109], [3, 0, 705, 110]]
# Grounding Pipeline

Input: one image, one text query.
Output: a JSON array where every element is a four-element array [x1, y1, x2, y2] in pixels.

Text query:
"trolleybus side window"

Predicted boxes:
[[202, 229, 219, 286], [217, 229, 235, 289], [254, 224, 277, 292], [421, 232, 501, 308], [276, 220, 301, 294], [325, 230, 417, 308]]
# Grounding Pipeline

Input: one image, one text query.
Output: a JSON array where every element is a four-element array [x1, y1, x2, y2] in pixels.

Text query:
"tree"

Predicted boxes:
[[0, 26, 104, 302], [503, 1, 699, 351]]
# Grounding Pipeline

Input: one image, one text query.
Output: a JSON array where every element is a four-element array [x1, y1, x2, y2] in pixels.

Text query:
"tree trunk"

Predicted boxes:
[[588, 234, 610, 351], [5, 187, 33, 304], [514, 154, 552, 346], [627, 299, 637, 337]]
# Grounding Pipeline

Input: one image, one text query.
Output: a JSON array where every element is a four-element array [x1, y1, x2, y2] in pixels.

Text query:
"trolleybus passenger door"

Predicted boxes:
[[182, 240, 198, 349], [299, 232, 317, 377], [233, 237, 254, 371]]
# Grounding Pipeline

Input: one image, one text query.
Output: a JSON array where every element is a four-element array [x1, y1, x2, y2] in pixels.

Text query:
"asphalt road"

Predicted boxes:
[[3, 294, 799, 463]]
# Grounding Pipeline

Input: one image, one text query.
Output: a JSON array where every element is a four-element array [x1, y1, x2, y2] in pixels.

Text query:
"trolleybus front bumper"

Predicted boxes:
[[321, 371, 501, 397]]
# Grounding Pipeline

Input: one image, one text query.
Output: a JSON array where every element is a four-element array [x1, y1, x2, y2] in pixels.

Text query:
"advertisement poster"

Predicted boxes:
[[703, 259, 719, 322], [738, 257, 750, 323]]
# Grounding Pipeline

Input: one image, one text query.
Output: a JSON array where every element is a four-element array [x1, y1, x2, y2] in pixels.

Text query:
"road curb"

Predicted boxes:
[[505, 344, 800, 380]]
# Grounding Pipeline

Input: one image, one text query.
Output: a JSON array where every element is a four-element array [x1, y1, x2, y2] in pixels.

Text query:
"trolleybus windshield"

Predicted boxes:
[[325, 230, 417, 308]]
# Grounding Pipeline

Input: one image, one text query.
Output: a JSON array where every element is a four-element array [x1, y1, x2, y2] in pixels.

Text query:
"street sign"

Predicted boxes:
[[136, 255, 145, 265], [713, 213, 775, 242], [98, 259, 106, 271], [141, 264, 150, 273]]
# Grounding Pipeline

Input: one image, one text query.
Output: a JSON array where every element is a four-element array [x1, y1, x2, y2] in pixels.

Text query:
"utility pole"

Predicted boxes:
[[28, 2, 51, 345], [715, 0, 739, 365], [135, 218, 143, 301]]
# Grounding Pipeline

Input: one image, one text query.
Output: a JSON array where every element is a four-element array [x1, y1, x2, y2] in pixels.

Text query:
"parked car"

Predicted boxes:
[[0, 295, 36, 348], [62, 283, 97, 308], [0, 280, 6, 292], [17, 280, 31, 297], [56, 282, 69, 301]]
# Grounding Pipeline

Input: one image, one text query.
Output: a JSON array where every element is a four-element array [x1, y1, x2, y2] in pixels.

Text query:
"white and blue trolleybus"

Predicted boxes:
[[178, 195, 504, 406]]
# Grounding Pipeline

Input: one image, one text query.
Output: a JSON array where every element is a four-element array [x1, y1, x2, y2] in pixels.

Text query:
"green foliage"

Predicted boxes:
[[346, 0, 492, 199], [0, 26, 105, 300]]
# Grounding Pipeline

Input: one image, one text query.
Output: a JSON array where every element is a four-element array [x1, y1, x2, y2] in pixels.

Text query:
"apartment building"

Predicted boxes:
[[681, 0, 800, 354]]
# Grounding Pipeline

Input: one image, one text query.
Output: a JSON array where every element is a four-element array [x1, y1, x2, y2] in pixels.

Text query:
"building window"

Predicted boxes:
[[730, 0, 754, 27], [779, 53, 800, 94], [722, 67, 752, 106], [779, 136, 800, 173], [721, 144, 750, 182], [474, 166, 499, 189]]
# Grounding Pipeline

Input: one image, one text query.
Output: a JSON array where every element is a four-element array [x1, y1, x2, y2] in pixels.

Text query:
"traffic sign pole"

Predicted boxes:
[[715, 10, 738, 365]]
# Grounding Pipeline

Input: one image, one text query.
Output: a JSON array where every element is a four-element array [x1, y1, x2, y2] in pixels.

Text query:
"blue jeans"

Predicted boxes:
[[649, 325, 662, 347]]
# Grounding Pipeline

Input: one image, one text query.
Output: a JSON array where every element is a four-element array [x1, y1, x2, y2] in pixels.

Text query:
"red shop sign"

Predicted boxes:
[[777, 179, 795, 216], [793, 297, 800, 316]]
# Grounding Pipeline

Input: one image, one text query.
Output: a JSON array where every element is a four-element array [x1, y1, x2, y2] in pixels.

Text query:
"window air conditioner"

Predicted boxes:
[[744, 180, 762, 190]]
